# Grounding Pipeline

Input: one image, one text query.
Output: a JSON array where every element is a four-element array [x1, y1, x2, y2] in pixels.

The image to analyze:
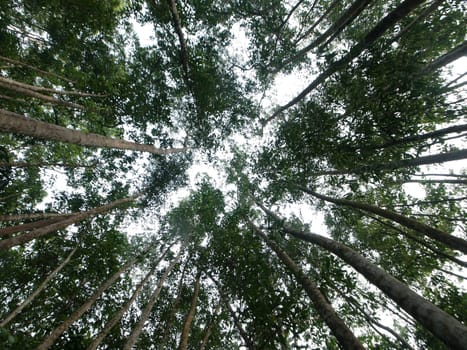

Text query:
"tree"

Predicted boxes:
[[1, 0, 466, 349]]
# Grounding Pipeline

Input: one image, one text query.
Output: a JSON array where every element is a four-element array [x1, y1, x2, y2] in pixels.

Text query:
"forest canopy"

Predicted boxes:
[[0, 0, 466, 349]]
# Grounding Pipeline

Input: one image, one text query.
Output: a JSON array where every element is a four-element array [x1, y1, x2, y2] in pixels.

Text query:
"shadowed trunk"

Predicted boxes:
[[177, 271, 201, 350]]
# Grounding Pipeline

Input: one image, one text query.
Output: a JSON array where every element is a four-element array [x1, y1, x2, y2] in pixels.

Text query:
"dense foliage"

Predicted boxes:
[[0, 0, 466, 349]]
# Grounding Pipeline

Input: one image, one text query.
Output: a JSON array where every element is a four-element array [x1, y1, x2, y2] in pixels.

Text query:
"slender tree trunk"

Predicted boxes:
[[178, 271, 201, 350], [123, 249, 183, 350], [0, 109, 186, 155], [0, 76, 103, 98], [391, 0, 443, 42], [0, 212, 75, 222], [301, 187, 467, 253], [402, 178, 467, 185], [0, 194, 140, 250], [258, 203, 467, 350], [281, 0, 372, 69], [0, 161, 98, 168], [199, 300, 222, 350], [0, 246, 78, 327], [224, 300, 255, 350], [250, 222, 365, 350], [0, 55, 75, 84], [36, 248, 150, 350], [160, 263, 187, 347], [0, 78, 85, 110], [421, 40, 467, 74], [367, 123, 467, 150], [265, 0, 425, 124], [86, 245, 173, 350], [312, 149, 467, 176], [0, 216, 69, 237]]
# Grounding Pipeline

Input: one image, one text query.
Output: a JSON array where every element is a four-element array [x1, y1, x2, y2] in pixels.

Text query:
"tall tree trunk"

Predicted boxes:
[[0, 109, 186, 156], [178, 271, 201, 350], [199, 300, 222, 350], [301, 187, 467, 253], [0, 216, 69, 237], [160, 263, 187, 347], [0, 246, 78, 327], [0, 76, 103, 98], [312, 148, 467, 176], [0, 161, 98, 168], [280, 0, 373, 70], [0, 55, 75, 84], [86, 244, 173, 350], [0, 78, 85, 110], [265, 0, 425, 124], [367, 123, 467, 150], [250, 222, 365, 350], [123, 249, 183, 350], [0, 194, 140, 250], [421, 40, 467, 74], [258, 203, 467, 350], [36, 247, 150, 350], [402, 178, 467, 185], [224, 300, 255, 350], [0, 212, 75, 222]]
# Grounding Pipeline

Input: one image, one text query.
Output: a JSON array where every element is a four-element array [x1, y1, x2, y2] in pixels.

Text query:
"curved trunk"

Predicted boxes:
[[265, 0, 425, 124], [302, 187, 467, 253], [0, 246, 77, 327], [86, 245, 172, 350], [0, 109, 186, 155], [251, 223, 365, 350], [0, 195, 140, 250], [123, 249, 183, 350], [37, 248, 149, 350], [178, 271, 201, 350], [258, 204, 467, 350]]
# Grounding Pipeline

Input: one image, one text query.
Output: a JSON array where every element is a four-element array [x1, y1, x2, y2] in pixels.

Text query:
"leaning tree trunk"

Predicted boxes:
[[302, 187, 467, 254], [0, 246, 78, 327], [86, 244, 173, 350], [123, 249, 184, 350], [250, 222, 365, 350], [178, 271, 201, 350], [258, 203, 467, 350], [0, 109, 186, 155], [36, 247, 150, 350], [265, 0, 425, 124], [0, 212, 75, 222], [160, 263, 187, 348], [0, 194, 140, 250], [0, 216, 68, 237]]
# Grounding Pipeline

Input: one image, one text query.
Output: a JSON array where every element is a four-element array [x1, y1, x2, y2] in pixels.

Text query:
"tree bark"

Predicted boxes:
[[0, 195, 140, 250], [0, 246, 78, 327], [402, 178, 467, 185], [0, 212, 75, 222], [123, 249, 183, 350], [302, 187, 467, 254], [0, 216, 69, 237], [421, 40, 467, 74], [258, 203, 467, 350], [0, 109, 186, 156], [86, 245, 173, 350], [250, 222, 365, 350], [36, 248, 150, 350], [0, 78, 85, 110], [0, 161, 97, 168], [265, 0, 425, 124], [177, 271, 201, 350], [313, 148, 467, 176], [367, 123, 467, 150]]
